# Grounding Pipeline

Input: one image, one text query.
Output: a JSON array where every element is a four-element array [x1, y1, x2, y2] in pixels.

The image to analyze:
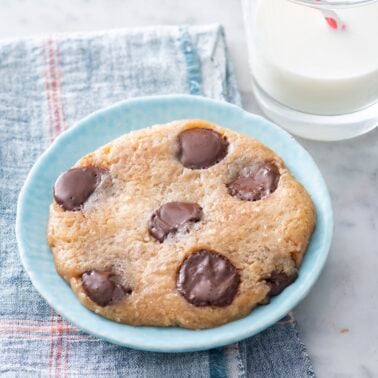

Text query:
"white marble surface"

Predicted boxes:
[[1, 0, 377, 376]]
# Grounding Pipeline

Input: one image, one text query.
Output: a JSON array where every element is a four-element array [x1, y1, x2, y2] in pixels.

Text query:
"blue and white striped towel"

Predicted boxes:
[[0, 24, 314, 377]]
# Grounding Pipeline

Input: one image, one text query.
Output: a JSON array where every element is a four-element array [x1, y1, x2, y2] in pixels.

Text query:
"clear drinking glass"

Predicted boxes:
[[242, 0, 378, 141]]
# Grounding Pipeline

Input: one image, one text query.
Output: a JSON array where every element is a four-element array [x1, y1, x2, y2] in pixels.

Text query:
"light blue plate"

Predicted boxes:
[[16, 95, 333, 353]]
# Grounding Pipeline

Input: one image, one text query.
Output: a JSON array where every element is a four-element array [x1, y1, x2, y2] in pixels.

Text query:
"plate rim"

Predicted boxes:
[[16, 94, 333, 352]]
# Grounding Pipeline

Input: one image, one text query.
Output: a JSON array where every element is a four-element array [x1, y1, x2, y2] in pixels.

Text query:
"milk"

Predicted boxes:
[[251, 0, 378, 116]]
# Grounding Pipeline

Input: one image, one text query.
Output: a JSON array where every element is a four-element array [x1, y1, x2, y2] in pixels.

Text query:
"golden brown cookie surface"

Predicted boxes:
[[48, 120, 315, 329]]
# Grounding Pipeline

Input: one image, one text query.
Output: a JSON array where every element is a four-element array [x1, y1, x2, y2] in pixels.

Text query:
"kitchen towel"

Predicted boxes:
[[0, 24, 315, 377]]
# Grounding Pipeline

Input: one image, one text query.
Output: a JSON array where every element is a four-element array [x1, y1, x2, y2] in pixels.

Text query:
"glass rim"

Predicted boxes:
[[289, 0, 377, 8]]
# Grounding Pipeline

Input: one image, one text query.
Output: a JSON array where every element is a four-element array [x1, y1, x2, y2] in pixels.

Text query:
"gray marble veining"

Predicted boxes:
[[0, 0, 377, 376]]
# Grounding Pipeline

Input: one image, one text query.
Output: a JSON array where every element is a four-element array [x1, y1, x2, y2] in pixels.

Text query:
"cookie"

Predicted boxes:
[[48, 119, 315, 329]]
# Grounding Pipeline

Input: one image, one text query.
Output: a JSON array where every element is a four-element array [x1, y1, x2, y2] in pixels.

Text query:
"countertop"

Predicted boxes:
[[1, 0, 377, 376]]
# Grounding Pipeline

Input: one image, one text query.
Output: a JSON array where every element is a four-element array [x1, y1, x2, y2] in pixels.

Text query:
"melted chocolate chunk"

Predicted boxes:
[[228, 162, 280, 201], [176, 128, 228, 169], [264, 271, 298, 297], [148, 202, 202, 242], [81, 270, 131, 307], [177, 250, 240, 307], [54, 167, 104, 211]]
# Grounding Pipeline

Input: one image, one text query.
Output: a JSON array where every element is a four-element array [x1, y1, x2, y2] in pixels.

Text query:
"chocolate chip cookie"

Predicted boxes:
[[48, 119, 315, 329]]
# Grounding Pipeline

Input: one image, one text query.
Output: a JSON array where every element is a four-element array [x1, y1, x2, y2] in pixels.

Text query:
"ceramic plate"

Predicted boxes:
[[16, 95, 333, 352]]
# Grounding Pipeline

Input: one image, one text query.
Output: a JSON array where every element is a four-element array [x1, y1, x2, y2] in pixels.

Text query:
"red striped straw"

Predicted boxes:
[[315, 0, 346, 30]]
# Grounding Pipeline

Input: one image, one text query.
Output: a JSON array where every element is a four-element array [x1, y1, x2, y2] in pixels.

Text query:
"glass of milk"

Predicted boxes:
[[242, 0, 378, 140]]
